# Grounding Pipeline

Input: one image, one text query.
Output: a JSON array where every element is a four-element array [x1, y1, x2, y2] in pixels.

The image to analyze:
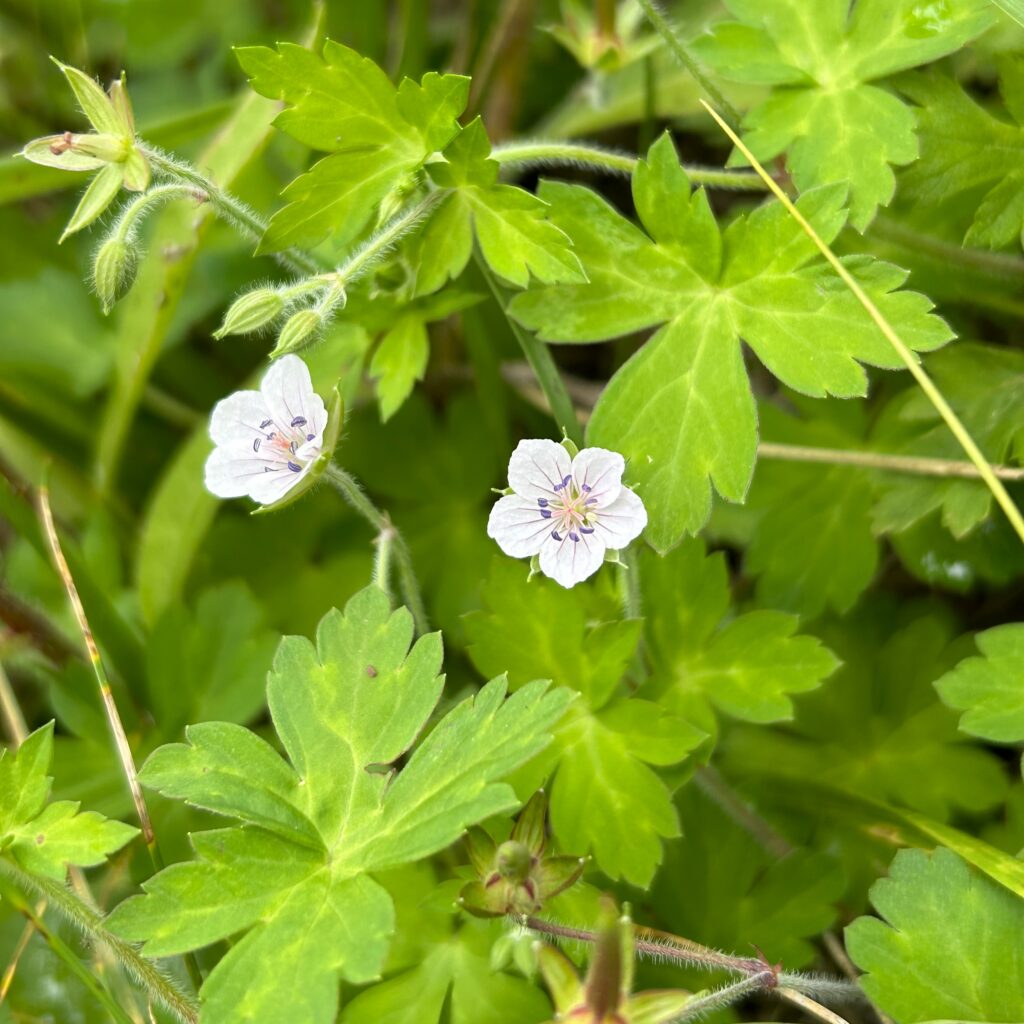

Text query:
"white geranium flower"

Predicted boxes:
[[204, 354, 332, 507], [488, 439, 647, 588]]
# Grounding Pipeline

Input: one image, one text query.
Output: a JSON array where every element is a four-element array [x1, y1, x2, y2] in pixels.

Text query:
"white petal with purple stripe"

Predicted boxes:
[[204, 354, 329, 506], [488, 439, 647, 588]]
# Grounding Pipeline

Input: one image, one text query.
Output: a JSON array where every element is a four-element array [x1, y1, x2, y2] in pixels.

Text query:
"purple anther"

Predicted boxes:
[[569, 532, 580, 542], [562, 474, 572, 488], [287, 461, 302, 473], [580, 526, 595, 534], [289, 440, 298, 454], [291, 416, 307, 427], [306, 433, 315, 441], [259, 419, 273, 429], [253, 438, 261, 452], [551, 530, 562, 541], [540, 509, 552, 519], [538, 498, 548, 507], [582, 483, 591, 492]]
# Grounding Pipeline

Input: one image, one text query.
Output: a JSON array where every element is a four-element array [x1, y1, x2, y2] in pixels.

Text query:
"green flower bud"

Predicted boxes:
[[92, 235, 139, 314], [272, 309, 323, 356], [214, 289, 285, 339], [496, 841, 532, 884]]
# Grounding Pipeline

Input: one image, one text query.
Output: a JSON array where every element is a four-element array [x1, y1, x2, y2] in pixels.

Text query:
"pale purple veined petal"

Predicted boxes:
[[204, 445, 308, 503], [538, 528, 606, 588], [208, 389, 273, 447], [592, 486, 647, 550], [571, 447, 624, 509], [261, 354, 327, 446], [487, 494, 553, 558], [507, 439, 572, 501]]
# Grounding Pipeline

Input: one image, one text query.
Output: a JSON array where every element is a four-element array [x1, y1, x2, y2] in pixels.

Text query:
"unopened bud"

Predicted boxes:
[[93, 235, 139, 314], [272, 309, 323, 355], [215, 289, 284, 339], [496, 840, 532, 884]]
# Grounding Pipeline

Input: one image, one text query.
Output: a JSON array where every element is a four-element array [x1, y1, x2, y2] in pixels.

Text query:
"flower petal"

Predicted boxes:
[[593, 486, 647, 551], [204, 446, 308, 504], [507, 439, 572, 501], [571, 447, 624, 508], [487, 494, 553, 558], [539, 530, 606, 589], [261, 354, 327, 444], [208, 389, 273, 447]]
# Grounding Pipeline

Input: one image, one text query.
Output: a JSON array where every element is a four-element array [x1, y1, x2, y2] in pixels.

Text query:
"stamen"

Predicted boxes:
[[569, 532, 579, 542], [541, 509, 552, 519], [580, 526, 595, 534], [253, 438, 261, 452], [538, 498, 548, 507], [291, 416, 307, 427], [287, 461, 302, 472], [551, 530, 561, 541], [259, 419, 273, 429]]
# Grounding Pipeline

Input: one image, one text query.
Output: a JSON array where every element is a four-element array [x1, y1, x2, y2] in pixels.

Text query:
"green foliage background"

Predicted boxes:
[[2, 1, 1024, 1022]]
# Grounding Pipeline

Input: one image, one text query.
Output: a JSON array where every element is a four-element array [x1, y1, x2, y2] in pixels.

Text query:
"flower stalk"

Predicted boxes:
[[0, 859, 199, 1024], [322, 464, 429, 634]]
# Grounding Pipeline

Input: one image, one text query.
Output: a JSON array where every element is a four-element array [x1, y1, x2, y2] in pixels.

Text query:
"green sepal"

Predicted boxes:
[[121, 147, 151, 192], [108, 72, 135, 136], [51, 57, 123, 136], [61, 163, 123, 241], [511, 790, 548, 855], [272, 308, 325, 356], [20, 135, 106, 171]]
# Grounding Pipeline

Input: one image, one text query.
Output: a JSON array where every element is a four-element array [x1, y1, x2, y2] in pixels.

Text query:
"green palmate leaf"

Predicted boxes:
[[369, 314, 430, 422], [425, 119, 586, 288], [725, 602, 1009, 821], [934, 624, 1024, 743], [652, 786, 843, 969], [901, 61, 1024, 249], [465, 560, 702, 886], [511, 134, 951, 549], [0, 724, 137, 880], [145, 582, 278, 732], [340, 925, 550, 1024], [107, 587, 570, 1024], [712, 401, 878, 617], [642, 539, 839, 725], [695, 0, 995, 228], [846, 847, 1024, 1022], [872, 343, 1024, 538], [236, 41, 468, 252]]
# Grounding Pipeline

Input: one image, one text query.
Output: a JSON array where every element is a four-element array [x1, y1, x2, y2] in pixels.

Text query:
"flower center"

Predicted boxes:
[[252, 415, 318, 473], [538, 475, 598, 543]]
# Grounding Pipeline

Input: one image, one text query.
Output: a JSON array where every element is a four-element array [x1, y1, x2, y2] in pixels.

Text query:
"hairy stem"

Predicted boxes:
[[1, 885, 135, 1024], [373, 525, 395, 602], [322, 465, 429, 634], [636, 0, 741, 130], [0, 859, 199, 1024], [524, 916, 767, 976], [140, 147, 321, 276], [870, 215, 1024, 284], [502, 360, 1024, 482], [676, 971, 777, 1020], [758, 442, 1024, 481], [476, 255, 585, 446], [695, 765, 793, 859], [702, 100, 1024, 547], [320, 190, 448, 288], [493, 140, 766, 189]]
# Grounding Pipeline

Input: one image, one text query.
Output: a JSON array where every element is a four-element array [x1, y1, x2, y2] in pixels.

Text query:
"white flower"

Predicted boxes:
[[488, 439, 647, 588], [204, 354, 329, 506]]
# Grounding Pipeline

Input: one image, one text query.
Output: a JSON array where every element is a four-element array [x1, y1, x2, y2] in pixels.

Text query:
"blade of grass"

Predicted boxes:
[[700, 99, 1024, 548]]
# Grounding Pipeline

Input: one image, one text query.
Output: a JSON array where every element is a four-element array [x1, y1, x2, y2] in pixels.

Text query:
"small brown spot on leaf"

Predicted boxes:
[[366, 664, 377, 678]]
